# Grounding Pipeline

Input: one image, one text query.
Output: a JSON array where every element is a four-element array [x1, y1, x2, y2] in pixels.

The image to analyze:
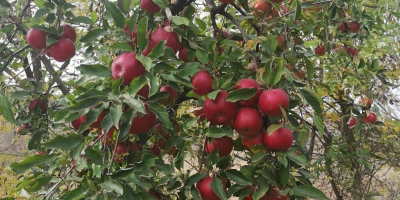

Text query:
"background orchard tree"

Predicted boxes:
[[0, 0, 399, 199]]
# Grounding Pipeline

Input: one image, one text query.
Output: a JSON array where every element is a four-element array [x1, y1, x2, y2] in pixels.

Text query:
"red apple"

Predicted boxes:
[[71, 115, 86, 130], [157, 138, 167, 149], [26, 29, 47, 51], [272, 5, 288, 18], [47, 38, 76, 62], [197, 177, 226, 200], [90, 110, 106, 130], [192, 70, 214, 96], [158, 85, 179, 105], [124, 24, 138, 46], [111, 52, 146, 86], [194, 107, 206, 122], [335, 45, 347, 53], [166, 146, 176, 155], [276, 35, 285, 50], [29, 98, 48, 113], [150, 145, 161, 156], [242, 133, 265, 152], [359, 97, 372, 107], [338, 21, 348, 34], [348, 117, 357, 128], [138, 85, 150, 98], [233, 79, 262, 107], [264, 127, 293, 151], [204, 90, 238, 125], [149, 26, 181, 53], [234, 108, 263, 138], [129, 103, 157, 134], [114, 143, 129, 163], [362, 113, 377, 124], [154, 123, 168, 138], [60, 24, 76, 42], [148, 190, 160, 199], [253, 1, 271, 18], [15, 124, 30, 134], [179, 46, 189, 62], [267, 186, 288, 200], [205, 136, 234, 157], [314, 45, 326, 56], [348, 21, 360, 33], [140, 0, 161, 15], [348, 47, 357, 57], [258, 89, 289, 117]]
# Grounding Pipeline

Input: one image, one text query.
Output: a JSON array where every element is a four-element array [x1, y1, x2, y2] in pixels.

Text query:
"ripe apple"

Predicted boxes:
[[111, 52, 146, 86], [154, 123, 168, 138], [26, 29, 47, 51], [203, 90, 238, 125], [140, 0, 161, 14], [194, 107, 206, 122], [348, 47, 357, 57], [242, 133, 265, 152], [148, 190, 160, 199], [158, 85, 179, 105], [129, 103, 157, 134], [348, 21, 360, 33], [205, 136, 234, 157], [338, 21, 348, 34], [60, 24, 76, 42], [348, 117, 357, 128], [276, 35, 285, 50], [71, 115, 86, 130], [143, 40, 156, 56], [334, 45, 347, 53], [359, 97, 372, 107], [47, 38, 76, 62], [157, 138, 167, 149], [214, 30, 229, 40], [29, 98, 48, 113], [233, 79, 262, 107], [314, 45, 326, 56], [192, 70, 214, 96], [166, 146, 176, 155], [272, 5, 288, 18], [149, 26, 181, 53], [114, 143, 129, 163], [15, 123, 30, 134], [197, 177, 226, 200], [150, 145, 161, 156], [295, 69, 306, 80], [124, 24, 138, 46], [264, 127, 293, 151], [253, 1, 271, 18], [90, 109, 106, 130], [234, 108, 263, 138], [362, 113, 377, 124], [258, 89, 289, 117], [267, 186, 288, 200]]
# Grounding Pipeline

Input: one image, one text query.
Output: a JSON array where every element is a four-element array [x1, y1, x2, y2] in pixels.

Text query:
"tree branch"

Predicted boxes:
[[40, 57, 69, 95], [0, 45, 30, 74]]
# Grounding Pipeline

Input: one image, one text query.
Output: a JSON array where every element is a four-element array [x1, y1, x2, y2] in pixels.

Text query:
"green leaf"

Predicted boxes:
[[44, 134, 83, 151], [295, 0, 302, 20], [33, 8, 49, 19], [261, 35, 278, 55], [10, 91, 31, 99], [119, 109, 137, 141], [253, 177, 269, 200], [268, 63, 284, 86], [80, 29, 107, 43], [220, 39, 239, 48], [284, 148, 308, 166], [278, 164, 289, 185], [172, 16, 189, 26], [100, 179, 123, 195], [312, 115, 324, 136], [129, 76, 148, 96], [267, 124, 281, 135], [226, 88, 257, 102], [304, 57, 314, 81], [211, 178, 228, 200], [76, 64, 111, 77], [101, 0, 124, 28], [251, 152, 267, 164], [0, 96, 15, 123], [184, 173, 206, 189], [128, 13, 139, 32], [62, 187, 88, 200], [292, 185, 328, 200], [298, 128, 310, 148], [10, 155, 53, 174], [27, 176, 52, 192], [196, 48, 209, 64], [300, 88, 323, 116], [137, 17, 148, 50], [75, 89, 108, 102], [148, 102, 173, 130], [152, 0, 168, 8], [207, 90, 221, 100], [109, 104, 122, 128], [148, 40, 166, 59], [225, 169, 252, 186], [136, 54, 152, 71], [161, 74, 193, 88], [206, 126, 229, 138], [85, 148, 103, 165], [70, 16, 94, 25], [110, 42, 133, 51]]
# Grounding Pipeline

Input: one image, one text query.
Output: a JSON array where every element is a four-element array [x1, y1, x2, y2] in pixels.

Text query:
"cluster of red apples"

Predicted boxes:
[[348, 97, 377, 128], [26, 24, 76, 62]]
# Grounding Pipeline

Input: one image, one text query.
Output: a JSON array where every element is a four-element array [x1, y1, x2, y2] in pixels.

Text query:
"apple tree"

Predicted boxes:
[[0, 0, 399, 199]]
